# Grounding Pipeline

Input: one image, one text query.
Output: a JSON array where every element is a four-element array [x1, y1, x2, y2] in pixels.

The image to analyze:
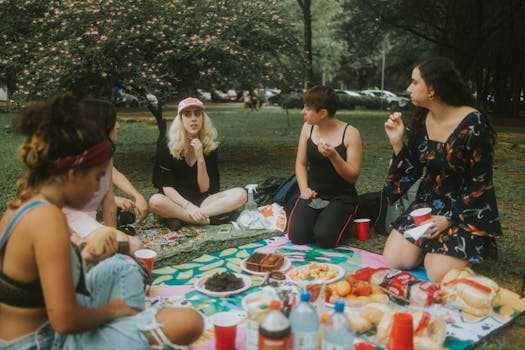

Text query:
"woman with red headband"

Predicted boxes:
[[0, 93, 203, 349], [149, 97, 247, 227], [62, 98, 144, 255]]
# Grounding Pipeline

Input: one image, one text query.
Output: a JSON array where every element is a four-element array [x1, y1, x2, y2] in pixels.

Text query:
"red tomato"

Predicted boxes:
[[325, 286, 333, 302], [345, 274, 357, 286], [353, 281, 372, 296], [354, 268, 378, 282]]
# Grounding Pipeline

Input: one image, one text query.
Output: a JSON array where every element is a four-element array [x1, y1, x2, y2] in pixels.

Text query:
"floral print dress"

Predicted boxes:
[[384, 112, 501, 262]]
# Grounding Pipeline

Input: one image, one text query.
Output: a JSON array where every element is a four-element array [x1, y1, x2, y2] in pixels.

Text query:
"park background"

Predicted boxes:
[[1, 1, 524, 348]]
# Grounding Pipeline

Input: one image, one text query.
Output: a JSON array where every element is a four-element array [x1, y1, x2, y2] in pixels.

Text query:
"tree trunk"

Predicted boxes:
[[297, 0, 314, 88]]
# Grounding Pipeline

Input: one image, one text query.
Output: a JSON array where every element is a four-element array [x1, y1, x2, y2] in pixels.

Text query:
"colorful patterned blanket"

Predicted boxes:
[[134, 221, 281, 265], [146, 236, 525, 350]]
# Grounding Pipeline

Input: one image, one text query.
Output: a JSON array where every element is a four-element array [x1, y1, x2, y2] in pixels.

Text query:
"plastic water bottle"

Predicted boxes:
[[245, 184, 258, 211], [289, 291, 320, 350], [259, 300, 291, 350], [321, 300, 354, 350]]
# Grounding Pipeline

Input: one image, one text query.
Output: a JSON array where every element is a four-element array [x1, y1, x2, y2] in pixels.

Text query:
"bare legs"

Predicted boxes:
[[383, 229, 470, 283], [149, 187, 247, 224], [149, 307, 204, 346]]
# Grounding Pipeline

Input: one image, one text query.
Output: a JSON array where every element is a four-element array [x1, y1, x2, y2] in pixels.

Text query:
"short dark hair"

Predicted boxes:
[[80, 98, 117, 139], [303, 85, 339, 117]]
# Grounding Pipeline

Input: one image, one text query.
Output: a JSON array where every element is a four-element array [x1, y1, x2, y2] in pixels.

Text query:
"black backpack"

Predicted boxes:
[[357, 177, 422, 235], [272, 175, 300, 216]]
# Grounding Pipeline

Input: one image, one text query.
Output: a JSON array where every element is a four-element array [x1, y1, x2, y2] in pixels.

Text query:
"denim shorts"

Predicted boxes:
[[0, 322, 57, 350]]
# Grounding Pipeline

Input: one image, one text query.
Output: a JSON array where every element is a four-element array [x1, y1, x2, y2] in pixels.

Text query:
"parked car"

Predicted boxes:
[[197, 89, 212, 102], [211, 90, 230, 102], [226, 89, 238, 101], [115, 89, 139, 107], [360, 89, 410, 110], [265, 89, 282, 105], [337, 89, 363, 98]]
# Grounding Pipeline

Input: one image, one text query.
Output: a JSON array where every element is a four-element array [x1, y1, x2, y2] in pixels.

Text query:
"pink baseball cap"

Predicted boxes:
[[177, 97, 205, 115]]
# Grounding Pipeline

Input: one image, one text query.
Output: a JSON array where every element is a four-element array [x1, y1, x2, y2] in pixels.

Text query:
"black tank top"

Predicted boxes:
[[306, 124, 357, 199]]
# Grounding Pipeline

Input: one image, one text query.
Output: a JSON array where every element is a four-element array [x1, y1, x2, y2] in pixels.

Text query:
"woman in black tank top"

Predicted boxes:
[[287, 86, 362, 248]]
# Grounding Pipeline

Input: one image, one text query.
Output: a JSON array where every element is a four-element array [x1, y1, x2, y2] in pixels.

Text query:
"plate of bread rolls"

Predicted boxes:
[[286, 262, 345, 285]]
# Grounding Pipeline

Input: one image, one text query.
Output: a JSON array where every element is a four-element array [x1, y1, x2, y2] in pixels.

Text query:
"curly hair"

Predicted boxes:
[[407, 57, 496, 148], [9, 93, 111, 209], [167, 111, 218, 159]]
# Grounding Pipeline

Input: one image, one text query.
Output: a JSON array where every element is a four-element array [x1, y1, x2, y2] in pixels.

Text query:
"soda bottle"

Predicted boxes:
[[321, 300, 354, 350], [289, 291, 320, 350], [246, 303, 270, 350], [259, 300, 292, 350]]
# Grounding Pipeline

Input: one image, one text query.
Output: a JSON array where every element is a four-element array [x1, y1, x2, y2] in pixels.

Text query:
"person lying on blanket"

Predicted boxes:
[[382, 57, 502, 283], [149, 97, 247, 228], [62, 98, 143, 255], [287, 86, 362, 248], [0, 93, 203, 350]]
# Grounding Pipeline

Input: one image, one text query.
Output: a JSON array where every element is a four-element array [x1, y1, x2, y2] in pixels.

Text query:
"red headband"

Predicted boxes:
[[54, 139, 113, 172]]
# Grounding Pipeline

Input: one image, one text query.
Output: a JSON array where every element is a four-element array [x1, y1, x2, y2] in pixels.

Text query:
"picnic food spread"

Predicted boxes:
[[203, 272, 244, 292], [245, 252, 285, 272]]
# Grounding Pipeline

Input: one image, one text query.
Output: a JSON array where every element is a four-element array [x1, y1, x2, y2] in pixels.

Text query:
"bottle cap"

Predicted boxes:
[[334, 299, 345, 312], [269, 300, 281, 310], [300, 291, 311, 302]]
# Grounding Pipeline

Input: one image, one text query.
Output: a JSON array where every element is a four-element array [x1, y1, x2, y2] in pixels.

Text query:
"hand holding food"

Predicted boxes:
[[384, 111, 405, 149], [86, 227, 117, 256]]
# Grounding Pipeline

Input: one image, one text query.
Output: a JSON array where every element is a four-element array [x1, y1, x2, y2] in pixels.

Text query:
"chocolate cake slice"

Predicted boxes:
[[245, 252, 267, 272], [260, 254, 284, 272]]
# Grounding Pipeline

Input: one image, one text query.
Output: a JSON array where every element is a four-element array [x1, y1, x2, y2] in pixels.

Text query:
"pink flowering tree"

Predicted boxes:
[[0, 0, 301, 109]]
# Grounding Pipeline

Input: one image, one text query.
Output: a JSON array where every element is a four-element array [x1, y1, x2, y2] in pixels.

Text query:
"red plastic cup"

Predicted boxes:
[[213, 312, 239, 350], [410, 208, 432, 226], [134, 249, 157, 273], [354, 342, 376, 350], [387, 312, 414, 350], [354, 218, 371, 241]]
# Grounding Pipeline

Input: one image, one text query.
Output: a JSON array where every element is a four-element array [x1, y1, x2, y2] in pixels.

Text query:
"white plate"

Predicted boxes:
[[404, 222, 433, 240], [286, 263, 345, 285], [240, 257, 292, 276], [194, 273, 251, 298], [241, 290, 273, 312]]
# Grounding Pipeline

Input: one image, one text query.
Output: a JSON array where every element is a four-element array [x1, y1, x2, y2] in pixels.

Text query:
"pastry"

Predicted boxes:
[[86, 227, 117, 256]]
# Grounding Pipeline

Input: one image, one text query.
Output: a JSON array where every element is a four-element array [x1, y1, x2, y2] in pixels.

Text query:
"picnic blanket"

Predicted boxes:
[[147, 236, 525, 350], [134, 220, 281, 265]]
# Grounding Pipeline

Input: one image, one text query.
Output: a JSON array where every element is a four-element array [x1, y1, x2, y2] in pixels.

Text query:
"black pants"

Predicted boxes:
[[287, 197, 357, 248]]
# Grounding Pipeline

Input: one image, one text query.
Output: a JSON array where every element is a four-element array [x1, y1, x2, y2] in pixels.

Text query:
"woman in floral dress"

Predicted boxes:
[[382, 57, 501, 282]]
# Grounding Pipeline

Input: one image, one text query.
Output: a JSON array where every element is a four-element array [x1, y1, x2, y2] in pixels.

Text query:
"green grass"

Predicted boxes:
[[1, 104, 524, 348]]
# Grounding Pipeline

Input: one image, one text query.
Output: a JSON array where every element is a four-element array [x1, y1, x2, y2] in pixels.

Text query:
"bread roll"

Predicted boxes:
[[441, 267, 499, 316], [86, 227, 117, 256], [414, 336, 444, 350], [345, 311, 373, 333], [360, 302, 393, 325]]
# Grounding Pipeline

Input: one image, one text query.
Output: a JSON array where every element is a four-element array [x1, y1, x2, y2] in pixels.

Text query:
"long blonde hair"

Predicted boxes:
[[167, 111, 219, 159]]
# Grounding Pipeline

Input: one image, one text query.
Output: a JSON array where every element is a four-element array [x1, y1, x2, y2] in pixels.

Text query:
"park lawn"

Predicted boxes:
[[1, 104, 524, 348]]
